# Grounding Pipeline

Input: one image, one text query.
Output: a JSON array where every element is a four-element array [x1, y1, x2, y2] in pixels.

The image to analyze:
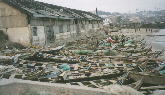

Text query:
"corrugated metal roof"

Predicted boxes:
[[2, 0, 102, 21]]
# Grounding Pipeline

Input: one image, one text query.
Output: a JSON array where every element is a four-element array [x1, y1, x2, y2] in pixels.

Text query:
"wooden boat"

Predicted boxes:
[[128, 72, 165, 85], [59, 71, 124, 82], [129, 79, 143, 90], [118, 47, 151, 53]]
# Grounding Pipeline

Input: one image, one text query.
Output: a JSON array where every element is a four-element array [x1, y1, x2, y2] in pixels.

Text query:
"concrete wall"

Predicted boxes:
[[0, 1, 103, 46], [0, 26, 31, 46], [0, 79, 110, 95], [30, 18, 103, 46], [0, 2, 30, 46], [0, 2, 28, 28], [30, 19, 77, 45], [31, 26, 46, 46], [6, 27, 31, 45]]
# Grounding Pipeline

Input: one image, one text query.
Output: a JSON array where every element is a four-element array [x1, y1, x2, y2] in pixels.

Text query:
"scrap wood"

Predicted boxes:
[[129, 79, 143, 90], [141, 85, 165, 90]]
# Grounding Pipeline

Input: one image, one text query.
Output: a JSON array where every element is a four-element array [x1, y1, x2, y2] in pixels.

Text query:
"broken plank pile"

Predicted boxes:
[[0, 31, 164, 95]]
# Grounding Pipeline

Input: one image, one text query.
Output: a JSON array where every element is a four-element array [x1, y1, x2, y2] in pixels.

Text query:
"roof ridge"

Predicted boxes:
[[1, 0, 102, 20]]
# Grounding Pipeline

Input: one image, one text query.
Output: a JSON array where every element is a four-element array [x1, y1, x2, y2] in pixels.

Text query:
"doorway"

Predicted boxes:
[[45, 26, 55, 45]]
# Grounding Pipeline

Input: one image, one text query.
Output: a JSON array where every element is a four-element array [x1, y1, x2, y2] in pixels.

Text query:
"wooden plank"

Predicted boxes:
[[109, 80, 117, 84], [141, 86, 165, 90], [66, 83, 71, 85], [77, 82, 85, 86], [90, 81, 100, 88]]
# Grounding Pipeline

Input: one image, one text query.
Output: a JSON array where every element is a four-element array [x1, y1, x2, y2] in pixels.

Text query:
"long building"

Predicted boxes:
[[0, 0, 103, 46]]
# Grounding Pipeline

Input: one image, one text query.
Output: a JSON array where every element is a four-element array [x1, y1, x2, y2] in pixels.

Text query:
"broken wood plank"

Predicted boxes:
[[141, 86, 165, 90]]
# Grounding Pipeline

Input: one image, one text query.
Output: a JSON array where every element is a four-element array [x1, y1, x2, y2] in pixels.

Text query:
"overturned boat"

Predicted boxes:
[[128, 72, 165, 85]]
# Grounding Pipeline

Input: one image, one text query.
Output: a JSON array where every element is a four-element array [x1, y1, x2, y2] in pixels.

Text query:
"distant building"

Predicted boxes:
[[103, 16, 121, 25], [129, 17, 142, 23], [0, 0, 103, 46]]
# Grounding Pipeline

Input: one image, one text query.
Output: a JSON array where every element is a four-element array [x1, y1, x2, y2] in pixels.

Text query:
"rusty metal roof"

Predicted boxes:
[[2, 0, 102, 20]]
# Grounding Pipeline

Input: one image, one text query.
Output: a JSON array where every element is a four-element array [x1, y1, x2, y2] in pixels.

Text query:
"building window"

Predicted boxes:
[[67, 25, 71, 32], [32, 27, 37, 36], [75, 20, 78, 24], [59, 25, 63, 33]]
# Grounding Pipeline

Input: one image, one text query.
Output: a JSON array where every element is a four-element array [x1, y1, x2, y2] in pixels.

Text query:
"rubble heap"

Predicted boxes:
[[0, 30, 165, 95]]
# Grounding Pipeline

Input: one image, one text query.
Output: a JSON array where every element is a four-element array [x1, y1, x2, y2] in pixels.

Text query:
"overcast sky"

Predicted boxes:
[[36, 0, 165, 13]]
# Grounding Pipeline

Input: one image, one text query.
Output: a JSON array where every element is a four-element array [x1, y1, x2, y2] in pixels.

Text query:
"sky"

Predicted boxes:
[[36, 0, 165, 13]]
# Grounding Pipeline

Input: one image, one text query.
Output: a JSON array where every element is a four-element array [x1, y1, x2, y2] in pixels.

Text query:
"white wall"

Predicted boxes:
[[31, 26, 46, 46], [29, 20, 103, 46], [6, 27, 31, 46]]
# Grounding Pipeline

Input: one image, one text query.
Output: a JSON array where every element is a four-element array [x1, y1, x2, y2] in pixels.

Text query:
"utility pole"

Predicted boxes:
[[96, 8, 98, 15]]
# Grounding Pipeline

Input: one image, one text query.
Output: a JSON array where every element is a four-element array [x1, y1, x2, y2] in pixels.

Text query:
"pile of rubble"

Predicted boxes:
[[0, 30, 165, 95]]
